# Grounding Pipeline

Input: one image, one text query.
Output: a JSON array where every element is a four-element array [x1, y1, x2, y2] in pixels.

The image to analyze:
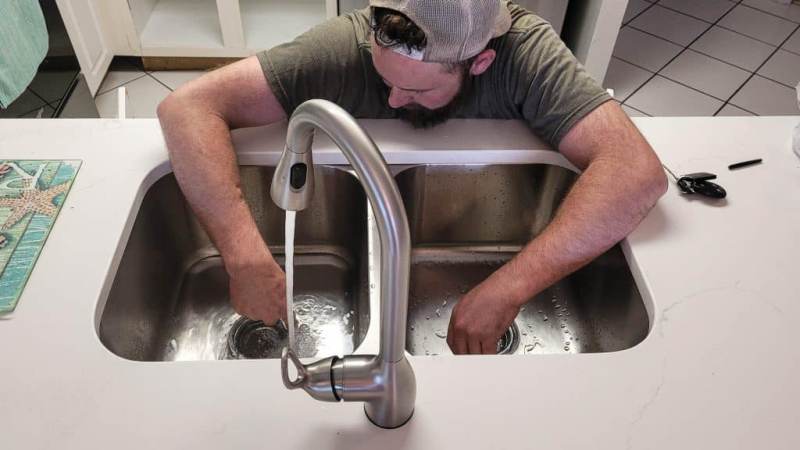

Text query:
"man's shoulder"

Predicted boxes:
[[341, 7, 373, 48], [505, 0, 555, 35]]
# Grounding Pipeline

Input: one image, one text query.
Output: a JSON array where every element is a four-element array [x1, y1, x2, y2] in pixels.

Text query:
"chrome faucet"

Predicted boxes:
[[270, 99, 416, 429]]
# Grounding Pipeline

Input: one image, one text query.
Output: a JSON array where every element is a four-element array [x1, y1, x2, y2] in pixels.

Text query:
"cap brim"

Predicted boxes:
[[492, 3, 512, 38]]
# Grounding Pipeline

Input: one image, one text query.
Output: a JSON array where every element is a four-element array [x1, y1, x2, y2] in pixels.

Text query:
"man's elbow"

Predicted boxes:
[[645, 158, 669, 204], [156, 90, 184, 125]]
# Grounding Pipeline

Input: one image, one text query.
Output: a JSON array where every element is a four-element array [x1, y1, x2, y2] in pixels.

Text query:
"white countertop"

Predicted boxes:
[[0, 117, 798, 450]]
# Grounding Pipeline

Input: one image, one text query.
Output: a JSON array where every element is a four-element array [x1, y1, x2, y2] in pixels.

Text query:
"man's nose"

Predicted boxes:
[[387, 87, 412, 109]]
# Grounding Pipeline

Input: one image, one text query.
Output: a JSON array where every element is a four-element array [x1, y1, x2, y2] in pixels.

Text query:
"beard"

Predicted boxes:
[[392, 74, 473, 129]]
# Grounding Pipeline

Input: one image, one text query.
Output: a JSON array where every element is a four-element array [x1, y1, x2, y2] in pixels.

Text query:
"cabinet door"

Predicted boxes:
[[55, 0, 113, 95]]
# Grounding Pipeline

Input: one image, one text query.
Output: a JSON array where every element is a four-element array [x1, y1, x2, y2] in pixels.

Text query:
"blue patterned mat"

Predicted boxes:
[[0, 160, 81, 313]]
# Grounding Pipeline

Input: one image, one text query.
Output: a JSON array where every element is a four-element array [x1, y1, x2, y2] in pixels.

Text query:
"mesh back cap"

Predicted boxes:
[[369, 0, 512, 63]]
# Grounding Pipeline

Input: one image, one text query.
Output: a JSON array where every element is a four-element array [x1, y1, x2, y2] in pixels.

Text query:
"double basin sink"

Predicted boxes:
[[99, 164, 649, 361]]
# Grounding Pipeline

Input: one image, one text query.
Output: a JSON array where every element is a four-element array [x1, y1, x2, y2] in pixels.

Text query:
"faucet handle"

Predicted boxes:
[[280, 347, 340, 402], [281, 347, 307, 389]]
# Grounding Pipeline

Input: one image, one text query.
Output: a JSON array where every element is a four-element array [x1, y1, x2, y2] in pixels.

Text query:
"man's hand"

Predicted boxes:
[[447, 277, 522, 355], [229, 257, 287, 325]]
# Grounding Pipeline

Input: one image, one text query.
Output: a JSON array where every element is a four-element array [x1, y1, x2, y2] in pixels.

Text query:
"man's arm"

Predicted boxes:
[[448, 101, 668, 354], [157, 56, 289, 324]]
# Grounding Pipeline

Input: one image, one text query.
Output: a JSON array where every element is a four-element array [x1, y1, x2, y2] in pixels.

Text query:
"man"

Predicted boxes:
[[157, 0, 667, 355]]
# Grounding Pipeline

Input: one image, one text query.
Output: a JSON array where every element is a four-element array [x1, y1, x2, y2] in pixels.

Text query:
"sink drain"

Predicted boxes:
[[228, 317, 287, 359], [497, 322, 520, 355]]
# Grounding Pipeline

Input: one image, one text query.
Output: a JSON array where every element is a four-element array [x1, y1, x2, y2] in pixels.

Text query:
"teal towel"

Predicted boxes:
[[0, 0, 49, 108]]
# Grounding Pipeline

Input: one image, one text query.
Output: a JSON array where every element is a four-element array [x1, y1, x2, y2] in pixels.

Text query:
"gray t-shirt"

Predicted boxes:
[[257, 1, 612, 147]]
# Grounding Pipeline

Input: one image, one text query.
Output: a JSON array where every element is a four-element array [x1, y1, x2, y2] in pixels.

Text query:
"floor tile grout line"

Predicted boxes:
[[25, 89, 51, 109], [612, 53, 787, 103], [145, 72, 175, 92], [624, 15, 800, 59], [640, 2, 735, 27], [627, 15, 714, 48], [713, 103, 759, 117], [635, 0, 761, 117], [620, 102, 652, 117], [623, 1, 659, 27], [731, 2, 800, 26], [713, 22, 800, 115], [627, 1, 794, 49], [715, 23, 794, 47], [756, 72, 800, 91], [782, 44, 800, 58], [682, 47, 761, 74], [622, 33, 759, 74], [621, 2, 744, 112], [96, 73, 148, 97], [624, 24, 781, 72], [625, 68, 732, 104], [626, 22, 781, 54]]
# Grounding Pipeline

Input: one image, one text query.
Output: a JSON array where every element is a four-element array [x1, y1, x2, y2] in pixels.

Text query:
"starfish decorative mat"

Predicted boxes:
[[0, 160, 81, 313]]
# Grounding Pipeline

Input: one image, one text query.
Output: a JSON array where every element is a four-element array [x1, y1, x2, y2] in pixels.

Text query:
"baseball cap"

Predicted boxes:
[[369, 0, 512, 63]]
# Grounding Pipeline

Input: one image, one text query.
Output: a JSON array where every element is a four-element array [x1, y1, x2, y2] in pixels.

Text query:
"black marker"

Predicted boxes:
[[728, 159, 762, 170]]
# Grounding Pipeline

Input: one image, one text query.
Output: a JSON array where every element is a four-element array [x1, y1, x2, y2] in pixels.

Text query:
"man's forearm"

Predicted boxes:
[[157, 97, 271, 271], [490, 156, 667, 306]]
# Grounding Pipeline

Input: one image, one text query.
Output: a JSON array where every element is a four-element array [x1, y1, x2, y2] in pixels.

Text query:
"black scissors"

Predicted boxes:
[[663, 166, 727, 199]]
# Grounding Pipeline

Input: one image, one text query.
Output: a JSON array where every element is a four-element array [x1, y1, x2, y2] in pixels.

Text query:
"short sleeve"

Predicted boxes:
[[514, 23, 612, 147], [257, 15, 365, 115]]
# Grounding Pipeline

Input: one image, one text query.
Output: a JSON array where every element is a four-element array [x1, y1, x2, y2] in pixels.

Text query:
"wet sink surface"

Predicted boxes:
[[99, 166, 369, 361], [396, 165, 649, 356]]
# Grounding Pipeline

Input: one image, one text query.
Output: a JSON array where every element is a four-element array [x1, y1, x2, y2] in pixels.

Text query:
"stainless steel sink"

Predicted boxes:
[[100, 163, 648, 361], [395, 165, 649, 356], [99, 166, 369, 361]]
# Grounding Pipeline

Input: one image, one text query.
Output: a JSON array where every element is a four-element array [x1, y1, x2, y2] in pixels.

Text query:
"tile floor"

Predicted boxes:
[[611, 0, 800, 117], [93, 61, 206, 119], [92, 0, 800, 119]]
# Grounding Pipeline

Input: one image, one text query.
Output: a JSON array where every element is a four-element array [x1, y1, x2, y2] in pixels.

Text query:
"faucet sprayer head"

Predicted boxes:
[[270, 143, 315, 212]]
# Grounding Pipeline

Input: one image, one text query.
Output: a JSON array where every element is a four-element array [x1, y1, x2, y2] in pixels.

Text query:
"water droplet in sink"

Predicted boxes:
[[435, 308, 441, 317], [426, 315, 430, 320], [168, 339, 177, 353], [524, 344, 535, 353], [434, 330, 447, 339], [543, 315, 548, 321], [410, 325, 415, 331], [560, 323, 566, 328], [442, 300, 448, 307]]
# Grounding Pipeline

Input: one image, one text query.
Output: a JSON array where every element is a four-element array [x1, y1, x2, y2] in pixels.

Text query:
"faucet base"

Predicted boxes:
[[365, 404, 415, 429], [362, 357, 417, 429]]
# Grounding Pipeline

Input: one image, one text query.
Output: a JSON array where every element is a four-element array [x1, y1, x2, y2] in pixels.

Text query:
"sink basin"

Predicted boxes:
[[395, 165, 649, 356], [99, 166, 369, 361]]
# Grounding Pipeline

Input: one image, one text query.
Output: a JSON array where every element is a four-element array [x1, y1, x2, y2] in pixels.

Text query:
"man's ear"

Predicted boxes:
[[469, 49, 496, 76]]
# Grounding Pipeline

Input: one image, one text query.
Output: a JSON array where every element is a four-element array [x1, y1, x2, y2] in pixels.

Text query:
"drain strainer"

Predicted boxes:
[[496, 322, 520, 355], [228, 317, 287, 359]]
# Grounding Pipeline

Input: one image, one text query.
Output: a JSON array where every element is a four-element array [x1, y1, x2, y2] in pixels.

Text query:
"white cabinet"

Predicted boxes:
[[55, 0, 114, 95], [58, 0, 624, 92], [124, 0, 337, 58]]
